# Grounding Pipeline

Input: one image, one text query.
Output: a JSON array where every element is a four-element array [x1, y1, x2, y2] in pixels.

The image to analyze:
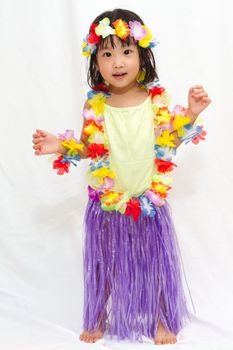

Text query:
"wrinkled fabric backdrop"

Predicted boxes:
[[0, 0, 232, 349]]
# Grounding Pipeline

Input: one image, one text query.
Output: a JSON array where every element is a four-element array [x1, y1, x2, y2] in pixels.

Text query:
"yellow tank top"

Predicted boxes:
[[103, 96, 155, 196]]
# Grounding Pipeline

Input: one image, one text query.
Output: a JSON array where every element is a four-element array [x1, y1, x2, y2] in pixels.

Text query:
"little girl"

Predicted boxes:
[[32, 8, 211, 345]]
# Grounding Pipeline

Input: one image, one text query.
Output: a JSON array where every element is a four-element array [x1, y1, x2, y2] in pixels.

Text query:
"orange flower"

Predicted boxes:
[[112, 19, 130, 40]]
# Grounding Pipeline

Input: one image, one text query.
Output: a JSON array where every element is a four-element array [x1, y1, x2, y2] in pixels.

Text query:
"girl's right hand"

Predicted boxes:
[[32, 129, 62, 155]]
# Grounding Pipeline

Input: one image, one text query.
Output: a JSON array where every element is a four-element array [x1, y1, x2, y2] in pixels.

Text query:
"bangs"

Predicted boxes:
[[97, 35, 137, 52]]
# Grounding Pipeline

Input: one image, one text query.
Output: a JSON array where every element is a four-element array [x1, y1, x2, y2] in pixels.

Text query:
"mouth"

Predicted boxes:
[[112, 72, 127, 79]]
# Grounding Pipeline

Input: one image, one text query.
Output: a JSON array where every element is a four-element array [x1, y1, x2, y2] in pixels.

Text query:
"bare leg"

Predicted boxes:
[[154, 320, 177, 345], [79, 282, 110, 343], [80, 221, 111, 344], [153, 292, 177, 345]]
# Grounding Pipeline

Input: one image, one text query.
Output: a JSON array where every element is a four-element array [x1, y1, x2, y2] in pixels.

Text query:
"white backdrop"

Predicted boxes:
[[0, 0, 233, 349]]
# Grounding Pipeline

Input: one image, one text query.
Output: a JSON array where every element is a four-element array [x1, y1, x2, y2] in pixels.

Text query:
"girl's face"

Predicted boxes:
[[96, 36, 140, 91]]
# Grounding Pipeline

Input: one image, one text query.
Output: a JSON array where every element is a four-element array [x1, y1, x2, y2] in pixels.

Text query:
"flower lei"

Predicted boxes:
[[82, 17, 157, 56], [52, 81, 206, 221], [52, 130, 84, 175]]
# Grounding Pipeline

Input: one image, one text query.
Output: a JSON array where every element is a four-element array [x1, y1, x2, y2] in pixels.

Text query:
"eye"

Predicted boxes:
[[103, 52, 112, 57], [124, 49, 133, 55]]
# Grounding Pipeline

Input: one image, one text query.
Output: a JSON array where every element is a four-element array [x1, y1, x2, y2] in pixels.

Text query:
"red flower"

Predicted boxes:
[[53, 156, 70, 175], [192, 130, 207, 144], [125, 198, 141, 221], [149, 86, 165, 99], [92, 84, 109, 93], [155, 159, 177, 173], [87, 143, 108, 159], [87, 23, 100, 45]]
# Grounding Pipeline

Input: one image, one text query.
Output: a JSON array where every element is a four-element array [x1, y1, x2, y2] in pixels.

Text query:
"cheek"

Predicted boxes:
[[96, 58, 109, 76], [132, 59, 140, 72], [98, 64, 109, 78]]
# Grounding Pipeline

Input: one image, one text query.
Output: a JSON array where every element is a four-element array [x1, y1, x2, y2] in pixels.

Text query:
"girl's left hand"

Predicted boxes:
[[188, 85, 211, 117]]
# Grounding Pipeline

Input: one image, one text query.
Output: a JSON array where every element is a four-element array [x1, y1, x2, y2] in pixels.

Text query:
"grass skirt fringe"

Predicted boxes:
[[83, 199, 191, 341]]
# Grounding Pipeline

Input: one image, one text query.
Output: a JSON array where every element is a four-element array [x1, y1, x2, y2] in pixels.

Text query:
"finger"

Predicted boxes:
[[33, 133, 44, 138], [189, 86, 204, 95], [36, 129, 47, 137], [192, 92, 208, 98], [191, 89, 205, 96], [33, 138, 43, 144], [192, 85, 203, 90], [33, 143, 43, 150], [203, 97, 211, 103]]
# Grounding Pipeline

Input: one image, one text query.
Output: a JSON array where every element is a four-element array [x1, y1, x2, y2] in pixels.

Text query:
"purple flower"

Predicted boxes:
[[57, 129, 79, 142], [87, 186, 100, 202], [129, 21, 147, 41]]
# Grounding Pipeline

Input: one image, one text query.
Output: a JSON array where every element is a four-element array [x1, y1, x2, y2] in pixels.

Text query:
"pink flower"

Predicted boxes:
[[192, 130, 207, 144]]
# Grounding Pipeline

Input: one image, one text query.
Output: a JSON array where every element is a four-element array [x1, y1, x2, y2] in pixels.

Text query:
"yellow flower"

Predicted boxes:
[[92, 168, 115, 184], [81, 41, 91, 57], [177, 128, 186, 138], [138, 26, 152, 48], [151, 182, 171, 197], [155, 108, 172, 125], [62, 139, 84, 156], [100, 191, 121, 211], [83, 124, 99, 136], [103, 191, 120, 202], [88, 93, 106, 116], [173, 116, 191, 131], [156, 130, 176, 148]]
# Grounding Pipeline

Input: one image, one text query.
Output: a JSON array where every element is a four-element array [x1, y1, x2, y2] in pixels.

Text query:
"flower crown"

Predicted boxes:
[[82, 17, 157, 56]]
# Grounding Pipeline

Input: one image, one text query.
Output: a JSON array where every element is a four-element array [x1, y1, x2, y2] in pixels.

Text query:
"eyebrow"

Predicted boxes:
[[101, 46, 112, 50]]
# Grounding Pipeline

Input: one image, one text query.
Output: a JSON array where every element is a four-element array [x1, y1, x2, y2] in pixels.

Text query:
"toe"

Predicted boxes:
[[164, 334, 176, 344], [172, 336, 177, 344], [86, 336, 90, 342], [154, 337, 162, 345]]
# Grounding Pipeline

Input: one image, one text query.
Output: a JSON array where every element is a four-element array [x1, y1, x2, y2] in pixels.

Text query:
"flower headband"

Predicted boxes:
[[82, 17, 157, 56]]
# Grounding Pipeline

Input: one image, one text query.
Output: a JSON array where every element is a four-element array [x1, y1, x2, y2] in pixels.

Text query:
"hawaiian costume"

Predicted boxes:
[[52, 82, 206, 341]]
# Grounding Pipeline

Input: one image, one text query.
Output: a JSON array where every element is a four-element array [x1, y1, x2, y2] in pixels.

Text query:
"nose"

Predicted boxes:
[[112, 54, 124, 69]]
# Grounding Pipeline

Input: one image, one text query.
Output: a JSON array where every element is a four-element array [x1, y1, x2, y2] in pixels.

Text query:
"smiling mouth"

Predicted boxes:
[[112, 73, 127, 77]]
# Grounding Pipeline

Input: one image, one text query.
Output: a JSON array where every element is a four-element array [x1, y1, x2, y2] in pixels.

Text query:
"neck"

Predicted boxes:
[[108, 81, 141, 96]]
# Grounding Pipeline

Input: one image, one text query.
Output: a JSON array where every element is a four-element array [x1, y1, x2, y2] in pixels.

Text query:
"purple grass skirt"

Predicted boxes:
[[82, 199, 191, 341]]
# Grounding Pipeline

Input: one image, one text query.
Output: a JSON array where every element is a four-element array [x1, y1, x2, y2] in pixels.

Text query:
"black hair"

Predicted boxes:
[[86, 8, 159, 88]]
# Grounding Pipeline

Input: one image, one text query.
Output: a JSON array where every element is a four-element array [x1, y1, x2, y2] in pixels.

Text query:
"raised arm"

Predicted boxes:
[[32, 129, 65, 156], [32, 101, 93, 174], [170, 85, 211, 148]]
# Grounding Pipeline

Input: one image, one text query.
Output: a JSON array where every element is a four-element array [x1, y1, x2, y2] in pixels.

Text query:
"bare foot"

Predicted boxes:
[[154, 320, 177, 345], [79, 329, 103, 343]]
